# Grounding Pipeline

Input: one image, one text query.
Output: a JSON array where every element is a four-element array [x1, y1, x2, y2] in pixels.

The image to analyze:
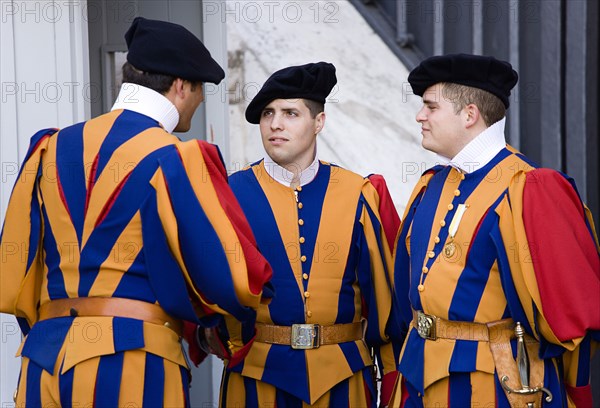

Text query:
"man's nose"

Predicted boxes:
[[416, 107, 426, 123], [270, 113, 283, 130]]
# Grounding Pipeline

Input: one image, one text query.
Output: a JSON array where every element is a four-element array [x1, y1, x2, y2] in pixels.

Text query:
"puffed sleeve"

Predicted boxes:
[[498, 168, 599, 406], [360, 177, 401, 406], [1, 129, 57, 331], [141, 140, 273, 324]]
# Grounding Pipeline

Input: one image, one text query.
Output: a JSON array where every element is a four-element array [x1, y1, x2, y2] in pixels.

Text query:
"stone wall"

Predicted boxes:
[[225, 0, 437, 213]]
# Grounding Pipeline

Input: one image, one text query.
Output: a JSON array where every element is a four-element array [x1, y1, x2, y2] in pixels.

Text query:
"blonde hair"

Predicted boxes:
[[441, 83, 506, 126]]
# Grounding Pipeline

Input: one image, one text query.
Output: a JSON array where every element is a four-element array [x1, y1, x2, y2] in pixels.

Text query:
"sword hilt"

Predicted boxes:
[[499, 322, 553, 405], [501, 375, 553, 403], [515, 322, 530, 389]]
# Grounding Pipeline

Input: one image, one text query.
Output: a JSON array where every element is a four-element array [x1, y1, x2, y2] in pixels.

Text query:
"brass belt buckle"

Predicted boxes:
[[291, 324, 320, 349], [417, 311, 437, 340]]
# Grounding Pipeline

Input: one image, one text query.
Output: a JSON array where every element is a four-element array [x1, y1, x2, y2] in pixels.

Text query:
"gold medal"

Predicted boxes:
[[443, 204, 468, 259], [444, 241, 456, 258]]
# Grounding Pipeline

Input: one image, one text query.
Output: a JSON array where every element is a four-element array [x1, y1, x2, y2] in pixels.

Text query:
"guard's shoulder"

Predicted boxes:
[[230, 159, 262, 176], [23, 128, 59, 160], [325, 162, 365, 186], [229, 160, 262, 186]]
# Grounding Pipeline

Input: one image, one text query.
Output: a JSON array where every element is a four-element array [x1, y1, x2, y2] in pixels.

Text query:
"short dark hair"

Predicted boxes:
[[121, 62, 176, 94], [303, 99, 325, 118], [441, 83, 506, 127]]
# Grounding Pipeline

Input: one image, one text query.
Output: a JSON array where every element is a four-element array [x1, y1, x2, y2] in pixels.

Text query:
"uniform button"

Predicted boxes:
[[299, 237, 306, 244], [301, 255, 307, 262], [454, 189, 461, 196], [440, 220, 446, 227], [303, 273, 309, 280], [434, 236, 440, 244], [460, 174, 466, 180], [428, 251, 435, 258], [304, 291, 310, 298], [447, 204, 454, 211], [298, 202, 303, 209], [296, 186, 302, 192], [298, 219, 304, 226], [307, 311, 313, 317], [422, 266, 429, 273], [418, 284, 425, 292]]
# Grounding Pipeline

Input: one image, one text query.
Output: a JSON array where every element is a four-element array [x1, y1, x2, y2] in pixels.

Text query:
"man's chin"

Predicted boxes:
[[174, 123, 191, 133], [421, 140, 439, 155], [266, 152, 291, 168], [264, 148, 283, 160]]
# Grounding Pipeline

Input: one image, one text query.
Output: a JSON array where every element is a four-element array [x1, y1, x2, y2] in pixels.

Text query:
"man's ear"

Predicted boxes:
[[173, 78, 186, 98], [315, 111, 326, 134], [464, 103, 480, 128], [164, 78, 186, 104]]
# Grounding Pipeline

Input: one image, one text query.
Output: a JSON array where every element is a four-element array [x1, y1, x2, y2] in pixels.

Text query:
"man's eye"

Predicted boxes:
[[287, 111, 298, 116], [262, 111, 273, 117]]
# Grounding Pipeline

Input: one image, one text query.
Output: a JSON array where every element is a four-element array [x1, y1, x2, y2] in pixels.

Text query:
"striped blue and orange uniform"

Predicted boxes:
[[217, 160, 401, 407], [389, 147, 599, 407], [0, 109, 272, 407]]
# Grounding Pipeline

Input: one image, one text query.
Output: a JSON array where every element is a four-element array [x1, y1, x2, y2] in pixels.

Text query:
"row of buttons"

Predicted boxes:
[[296, 188, 310, 273], [296, 186, 313, 318], [417, 172, 465, 292]]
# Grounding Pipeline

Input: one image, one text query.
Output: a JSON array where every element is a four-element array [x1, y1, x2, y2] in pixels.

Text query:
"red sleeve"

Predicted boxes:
[[380, 371, 400, 407], [522, 169, 600, 341], [565, 384, 593, 407], [367, 174, 400, 251]]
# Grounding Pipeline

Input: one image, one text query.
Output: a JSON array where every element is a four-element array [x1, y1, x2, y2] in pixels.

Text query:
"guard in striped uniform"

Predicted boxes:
[[203, 62, 402, 407], [389, 54, 599, 407], [0, 17, 272, 407]]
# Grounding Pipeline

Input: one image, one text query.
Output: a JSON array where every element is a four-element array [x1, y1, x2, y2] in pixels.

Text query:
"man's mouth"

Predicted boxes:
[[269, 136, 288, 144]]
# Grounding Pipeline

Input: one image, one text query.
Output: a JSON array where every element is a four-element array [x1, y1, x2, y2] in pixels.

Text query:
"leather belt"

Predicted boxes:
[[255, 321, 364, 349], [38, 297, 183, 336], [412, 310, 551, 405], [412, 310, 514, 342]]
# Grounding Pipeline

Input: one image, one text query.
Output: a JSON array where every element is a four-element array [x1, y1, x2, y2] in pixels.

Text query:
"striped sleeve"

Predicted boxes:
[[361, 182, 400, 356], [359, 179, 401, 404], [0, 129, 57, 327], [499, 168, 599, 405], [146, 140, 272, 322], [501, 169, 599, 345], [521, 169, 599, 342]]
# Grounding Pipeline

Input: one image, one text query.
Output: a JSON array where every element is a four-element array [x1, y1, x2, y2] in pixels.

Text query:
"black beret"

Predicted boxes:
[[245, 62, 337, 124], [125, 17, 225, 84], [408, 54, 518, 108]]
